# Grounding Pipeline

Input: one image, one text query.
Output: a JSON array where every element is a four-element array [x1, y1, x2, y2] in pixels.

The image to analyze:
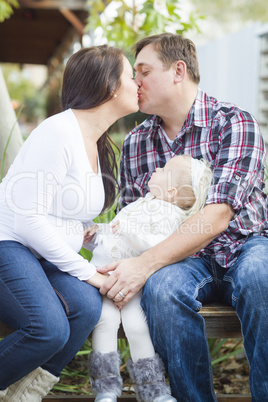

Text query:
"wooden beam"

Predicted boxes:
[[43, 395, 251, 401], [18, 0, 88, 10], [60, 8, 85, 35], [47, 26, 78, 72]]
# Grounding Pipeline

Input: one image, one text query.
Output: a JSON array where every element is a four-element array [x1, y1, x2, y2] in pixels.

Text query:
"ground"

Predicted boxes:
[[52, 340, 250, 397]]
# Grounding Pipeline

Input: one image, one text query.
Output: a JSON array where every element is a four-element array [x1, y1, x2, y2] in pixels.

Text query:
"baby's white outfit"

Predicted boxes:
[[90, 193, 186, 361]]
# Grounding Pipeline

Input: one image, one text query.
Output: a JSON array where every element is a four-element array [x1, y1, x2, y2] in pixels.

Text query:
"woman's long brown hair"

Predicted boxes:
[[61, 45, 122, 212]]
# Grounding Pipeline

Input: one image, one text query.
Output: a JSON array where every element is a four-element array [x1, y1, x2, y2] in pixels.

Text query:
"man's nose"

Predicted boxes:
[[134, 75, 141, 86]]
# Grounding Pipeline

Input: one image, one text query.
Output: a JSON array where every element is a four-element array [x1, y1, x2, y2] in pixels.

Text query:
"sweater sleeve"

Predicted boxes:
[[11, 123, 97, 281]]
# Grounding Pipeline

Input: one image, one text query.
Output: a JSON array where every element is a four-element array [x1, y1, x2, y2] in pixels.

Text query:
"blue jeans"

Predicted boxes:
[[141, 235, 268, 402], [0, 241, 102, 389]]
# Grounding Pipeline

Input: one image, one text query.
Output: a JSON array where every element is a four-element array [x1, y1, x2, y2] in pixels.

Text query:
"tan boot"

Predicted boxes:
[[5, 367, 59, 402], [0, 388, 8, 401]]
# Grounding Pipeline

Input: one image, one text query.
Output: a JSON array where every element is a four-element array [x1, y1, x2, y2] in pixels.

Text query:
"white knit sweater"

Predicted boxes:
[[91, 193, 187, 266]]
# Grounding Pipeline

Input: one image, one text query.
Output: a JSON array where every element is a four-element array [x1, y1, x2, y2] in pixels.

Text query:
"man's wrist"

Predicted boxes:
[[139, 248, 164, 277]]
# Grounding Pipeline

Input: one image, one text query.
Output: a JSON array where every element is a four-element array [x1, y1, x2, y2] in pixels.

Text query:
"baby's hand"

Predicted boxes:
[[111, 220, 120, 234], [83, 224, 98, 244]]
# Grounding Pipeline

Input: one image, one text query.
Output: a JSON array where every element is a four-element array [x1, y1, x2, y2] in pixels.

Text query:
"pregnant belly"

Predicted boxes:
[[47, 215, 84, 252]]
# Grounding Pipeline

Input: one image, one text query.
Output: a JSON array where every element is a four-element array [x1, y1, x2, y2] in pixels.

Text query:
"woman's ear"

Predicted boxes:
[[174, 60, 186, 84]]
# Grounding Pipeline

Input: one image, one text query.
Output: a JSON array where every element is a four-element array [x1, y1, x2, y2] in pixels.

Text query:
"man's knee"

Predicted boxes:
[[142, 260, 206, 317], [142, 267, 181, 317], [142, 262, 192, 303], [229, 239, 268, 311]]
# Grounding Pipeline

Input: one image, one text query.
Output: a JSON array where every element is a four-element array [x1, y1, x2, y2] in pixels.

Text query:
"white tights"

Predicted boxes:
[[92, 290, 155, 362]]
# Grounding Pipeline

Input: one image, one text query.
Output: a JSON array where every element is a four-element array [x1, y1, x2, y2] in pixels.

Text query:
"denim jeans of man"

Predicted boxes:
[[0, 241, 102, 390], [141, 235, 268, 402]]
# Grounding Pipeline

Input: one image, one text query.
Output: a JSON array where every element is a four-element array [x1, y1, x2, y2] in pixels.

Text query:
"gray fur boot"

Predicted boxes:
[[2, 367, 59, 402], [89, 351, 122, 397], [127, 354, 176, 402]]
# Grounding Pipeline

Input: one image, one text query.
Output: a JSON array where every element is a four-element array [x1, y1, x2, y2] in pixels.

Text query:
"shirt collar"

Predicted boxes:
[[192, 88, 213, 128], [146, 115, 163, 140], [179, 89, 212, 134]]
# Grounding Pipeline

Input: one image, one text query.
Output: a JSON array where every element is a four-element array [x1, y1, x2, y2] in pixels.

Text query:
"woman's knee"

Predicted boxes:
[[28, 309, 70, 356], [66, 283, 103, 327]]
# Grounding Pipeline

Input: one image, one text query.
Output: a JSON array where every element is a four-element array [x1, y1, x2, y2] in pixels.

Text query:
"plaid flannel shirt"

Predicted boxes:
[[119, 89, 268, 268]]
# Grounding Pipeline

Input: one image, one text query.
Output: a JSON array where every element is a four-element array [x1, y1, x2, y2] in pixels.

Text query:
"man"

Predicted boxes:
[[99, 33, 268, 401]]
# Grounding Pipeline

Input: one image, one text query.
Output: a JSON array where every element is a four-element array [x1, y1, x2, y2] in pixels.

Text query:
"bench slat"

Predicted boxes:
[[0, 303, 242, 339], [199, 303, 241, 338], [44, 396, 251, 401]]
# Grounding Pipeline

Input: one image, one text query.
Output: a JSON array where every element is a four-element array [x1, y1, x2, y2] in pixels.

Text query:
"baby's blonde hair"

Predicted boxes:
[[171, 155, 212, 218]]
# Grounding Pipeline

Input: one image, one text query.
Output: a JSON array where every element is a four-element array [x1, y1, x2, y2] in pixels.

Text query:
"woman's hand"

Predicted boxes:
[[83, 224, 98, 244], [85, 272, 109, 289]]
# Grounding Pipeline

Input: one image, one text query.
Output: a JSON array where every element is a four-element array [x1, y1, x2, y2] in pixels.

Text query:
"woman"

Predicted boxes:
[[0, 45, 138, 401]]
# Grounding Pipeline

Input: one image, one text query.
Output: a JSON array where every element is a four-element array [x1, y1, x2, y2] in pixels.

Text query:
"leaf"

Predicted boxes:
[[0, 0, 19, 22], [0, 2, 13, 22], [7, 0, 19, 6], [210, 338, 229, 358], [224, 361, 242, 370], [211, 347, 245, 366]]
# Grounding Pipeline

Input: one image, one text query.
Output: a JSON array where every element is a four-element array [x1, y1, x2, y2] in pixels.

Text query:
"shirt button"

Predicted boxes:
[[235, 175, 240, 180]]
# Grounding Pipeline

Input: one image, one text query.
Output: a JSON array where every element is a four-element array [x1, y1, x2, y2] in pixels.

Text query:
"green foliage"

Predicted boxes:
[[1, 64, 47, 127], [140, 0, 200, 36], [208, 338, 244, 366], [86, 0, 202, 50], [0, 105, 23, 183], [80, 201, 117, 261], [191, 0, 268, 24], [0, 0, 19, 22]]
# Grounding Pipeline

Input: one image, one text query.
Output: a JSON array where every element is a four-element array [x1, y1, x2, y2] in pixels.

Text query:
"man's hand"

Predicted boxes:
[[98, 257, 149, 307]]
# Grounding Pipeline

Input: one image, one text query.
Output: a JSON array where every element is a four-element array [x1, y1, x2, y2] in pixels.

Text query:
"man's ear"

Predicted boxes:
[[174, 60, 186, 84]]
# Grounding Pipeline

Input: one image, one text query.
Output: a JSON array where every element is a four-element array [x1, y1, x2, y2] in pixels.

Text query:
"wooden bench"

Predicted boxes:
[[0, 304, 251, 401]]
